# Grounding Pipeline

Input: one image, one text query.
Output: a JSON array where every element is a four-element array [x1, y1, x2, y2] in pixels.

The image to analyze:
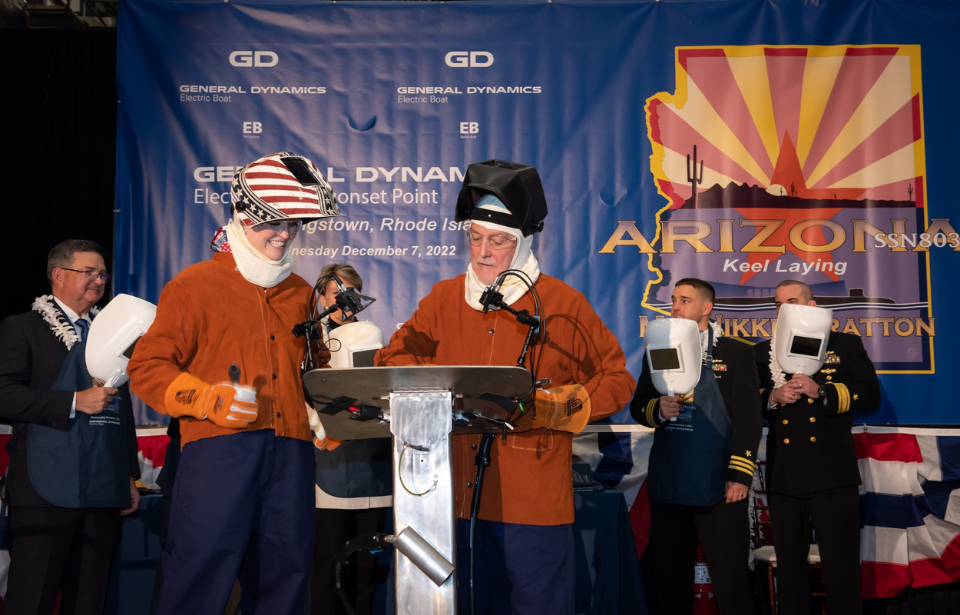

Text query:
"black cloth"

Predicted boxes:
[[631, 332, 761, 615], [754, 332, 881, 615], [754, 332, 881, 496], [311, 507, 388, 615], [149, 418, 181, 615], [0, 304, 138, 615], [6, 505, 123, 615]]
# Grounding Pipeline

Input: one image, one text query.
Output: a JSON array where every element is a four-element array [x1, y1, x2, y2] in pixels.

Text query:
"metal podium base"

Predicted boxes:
[[302, 366, 533, 615], [391, 389, 456, 614]]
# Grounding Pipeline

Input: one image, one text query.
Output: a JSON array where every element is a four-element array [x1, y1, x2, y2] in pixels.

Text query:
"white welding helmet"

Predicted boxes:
[[774, 303, 834, 376], [644, 317, 702, 396], [327, 321, 384, 369], [85, 294, 157, 387]]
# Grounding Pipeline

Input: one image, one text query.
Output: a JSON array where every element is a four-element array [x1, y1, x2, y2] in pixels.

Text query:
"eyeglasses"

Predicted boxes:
[[62, 268, 110, 283], [254, 220, 302, 233], [467, 231, 518, 251]]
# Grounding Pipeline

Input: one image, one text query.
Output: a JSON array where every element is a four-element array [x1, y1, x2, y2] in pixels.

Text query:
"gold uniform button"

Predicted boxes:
[[810, 437, 817, 442], [826, 376, 833, 381], [783, 438, 790, 444], [810, 417, 816, 423], [807, 398, 814, 404], [782, 419, 789, 425]]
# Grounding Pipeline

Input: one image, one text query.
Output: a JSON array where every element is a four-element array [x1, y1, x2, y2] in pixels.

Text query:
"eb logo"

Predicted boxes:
[[460, 122, 479, 135], [243, 122, 263, 135]]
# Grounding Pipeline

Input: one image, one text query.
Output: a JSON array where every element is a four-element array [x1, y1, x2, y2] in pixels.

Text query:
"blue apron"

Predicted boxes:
[[26, 340, 131, 508], [315, 438, 393, 499], [648, 329, 731, 507]]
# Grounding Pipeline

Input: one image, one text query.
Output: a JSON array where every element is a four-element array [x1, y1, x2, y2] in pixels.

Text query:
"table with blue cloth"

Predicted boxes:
[[573, 488, 647, 615]]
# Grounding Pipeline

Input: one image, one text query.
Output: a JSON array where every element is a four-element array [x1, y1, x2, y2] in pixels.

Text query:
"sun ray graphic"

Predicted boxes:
[[645, 44, 926, 286]]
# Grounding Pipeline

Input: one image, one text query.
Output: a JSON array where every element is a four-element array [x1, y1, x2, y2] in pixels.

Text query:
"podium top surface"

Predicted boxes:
[[303, 365, 533, 439]]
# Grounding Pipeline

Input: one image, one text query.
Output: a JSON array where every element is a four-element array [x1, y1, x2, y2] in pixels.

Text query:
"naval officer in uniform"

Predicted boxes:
[[754, 279, 881, 615], [632, 277, 761, 615]]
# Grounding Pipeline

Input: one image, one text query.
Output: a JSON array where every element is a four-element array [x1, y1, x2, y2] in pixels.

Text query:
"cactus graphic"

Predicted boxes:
[[687, 145, 704, 209], [790, 181, 797, 198], [908, 183, 914, 202]]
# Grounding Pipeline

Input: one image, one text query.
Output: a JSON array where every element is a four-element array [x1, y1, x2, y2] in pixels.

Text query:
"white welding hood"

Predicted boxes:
[[85, 294, 157, 387], [644, 317, 702, 397], [774, 303, 834, 376], [327, 321, 384, 369]]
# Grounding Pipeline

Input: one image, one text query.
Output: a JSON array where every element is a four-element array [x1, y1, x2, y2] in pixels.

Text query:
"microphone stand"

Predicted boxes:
[[468, 434, 494, 615], [480, 286, 540, 369], [295, 277, 377, 339], [469, 280, 540, 615], [292, 301, 343, 339], [294, 285, 376, 372]]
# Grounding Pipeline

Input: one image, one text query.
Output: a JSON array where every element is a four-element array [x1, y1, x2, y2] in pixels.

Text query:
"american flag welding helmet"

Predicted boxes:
[[231, 152, 341, 225]]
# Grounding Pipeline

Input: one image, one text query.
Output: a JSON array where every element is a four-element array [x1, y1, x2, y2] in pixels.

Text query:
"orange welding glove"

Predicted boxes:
[[532, 384, 592, 434], [313, 434, 343, 451], [164, 372, 258, 429], [306, 402, 342, 451]]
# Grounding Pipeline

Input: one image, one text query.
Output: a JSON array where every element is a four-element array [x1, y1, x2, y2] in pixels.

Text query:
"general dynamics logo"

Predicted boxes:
[[229, 51, 278, 68], [445, 51, 493, 68]]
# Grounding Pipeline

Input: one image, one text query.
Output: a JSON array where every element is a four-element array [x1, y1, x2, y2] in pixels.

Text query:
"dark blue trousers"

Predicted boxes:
[[769, 486, 861, 615], [648, 498, 754, 615], [456, 518, 575, 615], [155, 430, 315, 615]]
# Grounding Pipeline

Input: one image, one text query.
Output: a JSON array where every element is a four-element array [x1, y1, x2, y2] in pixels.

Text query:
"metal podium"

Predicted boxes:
[[302, 365, 532, 615]]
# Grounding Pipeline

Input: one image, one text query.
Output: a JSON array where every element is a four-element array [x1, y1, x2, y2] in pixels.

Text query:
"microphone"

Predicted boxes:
[[334, 286, 376, 319], [479, 275, 505, 313], [293, 276, 377, 338]]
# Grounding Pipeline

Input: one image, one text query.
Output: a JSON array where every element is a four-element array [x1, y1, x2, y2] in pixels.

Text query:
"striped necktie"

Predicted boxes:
[[75, 318, 89, 342]]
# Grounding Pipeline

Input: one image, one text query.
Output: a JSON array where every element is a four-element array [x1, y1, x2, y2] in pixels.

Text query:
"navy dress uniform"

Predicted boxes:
[[754, 331, 881, 615], [632, 327, 762, 615]]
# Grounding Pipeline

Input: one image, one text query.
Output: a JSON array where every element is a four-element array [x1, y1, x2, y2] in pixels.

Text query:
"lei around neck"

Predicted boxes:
[[32, 294, 99, 351]]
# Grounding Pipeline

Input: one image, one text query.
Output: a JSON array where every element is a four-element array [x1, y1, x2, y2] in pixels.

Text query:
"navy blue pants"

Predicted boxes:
[[648, 498, 754, 615], [155, 430, 315, 615], [769, 486, 861, 615], [455, 518, 574, 615]]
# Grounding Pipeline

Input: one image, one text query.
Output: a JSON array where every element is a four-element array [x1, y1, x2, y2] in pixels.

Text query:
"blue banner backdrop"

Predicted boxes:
[[116, 0, 960, 425]]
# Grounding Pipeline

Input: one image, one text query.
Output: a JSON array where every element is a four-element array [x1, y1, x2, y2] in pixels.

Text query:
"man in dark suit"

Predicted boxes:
[[754, 279, 881, 615], [632, 278, 761, 615], [0, 239, 140, 615]]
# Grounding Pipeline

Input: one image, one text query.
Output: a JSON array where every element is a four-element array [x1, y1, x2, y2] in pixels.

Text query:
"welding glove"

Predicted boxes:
[[164, 372, 258, 429], [306, 402, 342, 451], [532, 384, 592, 434]]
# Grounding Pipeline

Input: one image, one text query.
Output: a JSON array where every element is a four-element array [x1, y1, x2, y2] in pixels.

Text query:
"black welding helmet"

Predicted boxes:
[[455, 159, 548, 237]]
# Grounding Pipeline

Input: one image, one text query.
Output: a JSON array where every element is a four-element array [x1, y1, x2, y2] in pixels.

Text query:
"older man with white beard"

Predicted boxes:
[[376, 160, 635, 615]]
